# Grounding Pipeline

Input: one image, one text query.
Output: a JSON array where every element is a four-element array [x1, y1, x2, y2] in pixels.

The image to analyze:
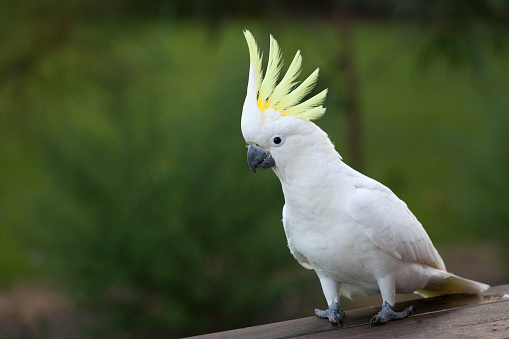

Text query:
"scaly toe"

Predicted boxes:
[[314, 301, 344, 325], [370, 314, 386, 327], [370, 301, 416, 327]]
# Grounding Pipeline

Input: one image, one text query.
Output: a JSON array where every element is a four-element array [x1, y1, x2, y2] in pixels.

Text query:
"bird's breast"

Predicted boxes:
[[283, 202, 380, 283]]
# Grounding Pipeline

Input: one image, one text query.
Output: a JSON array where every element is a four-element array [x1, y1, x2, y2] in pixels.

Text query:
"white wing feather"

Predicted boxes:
[[348, 180, 446, 271]]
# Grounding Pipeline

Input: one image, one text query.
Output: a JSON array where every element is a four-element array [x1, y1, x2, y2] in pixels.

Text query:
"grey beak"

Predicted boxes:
[[247, 144, 276, 173]]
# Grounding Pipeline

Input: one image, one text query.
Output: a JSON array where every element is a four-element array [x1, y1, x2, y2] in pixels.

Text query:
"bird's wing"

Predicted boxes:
[[347, 180, 445, 270]]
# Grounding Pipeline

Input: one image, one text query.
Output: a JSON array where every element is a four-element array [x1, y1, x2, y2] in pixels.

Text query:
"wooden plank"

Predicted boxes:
[[307, 299, 509, 338], [188, 284, 509, 339]]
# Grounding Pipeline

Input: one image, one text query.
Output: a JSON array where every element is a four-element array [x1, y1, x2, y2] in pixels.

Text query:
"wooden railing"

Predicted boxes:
[[189, 284, 509, 338]]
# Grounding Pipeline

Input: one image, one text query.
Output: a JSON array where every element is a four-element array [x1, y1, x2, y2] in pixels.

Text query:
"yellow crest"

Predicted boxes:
[[243, 30, 327, 121]]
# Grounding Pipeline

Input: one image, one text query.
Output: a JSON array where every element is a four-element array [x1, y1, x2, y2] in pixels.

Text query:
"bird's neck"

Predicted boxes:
[[273, 142, 346, 210]]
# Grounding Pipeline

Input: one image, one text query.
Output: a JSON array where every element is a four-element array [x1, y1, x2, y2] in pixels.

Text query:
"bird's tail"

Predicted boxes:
[[416, 274, 490, 298]]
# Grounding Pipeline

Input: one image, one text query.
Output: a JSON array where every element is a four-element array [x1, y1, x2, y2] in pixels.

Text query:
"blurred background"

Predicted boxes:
[[1, 0, 509, 337]]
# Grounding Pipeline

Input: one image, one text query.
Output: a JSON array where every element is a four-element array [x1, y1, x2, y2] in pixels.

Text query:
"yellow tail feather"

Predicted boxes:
[[416, 274, 489, 298]]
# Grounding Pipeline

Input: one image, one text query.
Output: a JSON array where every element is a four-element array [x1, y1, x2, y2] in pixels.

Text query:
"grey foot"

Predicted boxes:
[[370, 300, 416, 327], [315, 300, 345, 325]]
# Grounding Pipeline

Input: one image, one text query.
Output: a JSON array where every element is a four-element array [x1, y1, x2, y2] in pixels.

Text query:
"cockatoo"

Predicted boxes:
[[240, 30, 489, 326]]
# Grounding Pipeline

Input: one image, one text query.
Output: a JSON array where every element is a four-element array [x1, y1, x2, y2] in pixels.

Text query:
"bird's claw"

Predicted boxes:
[[315, 300, 345, 325], [370, 301, 415, 327]]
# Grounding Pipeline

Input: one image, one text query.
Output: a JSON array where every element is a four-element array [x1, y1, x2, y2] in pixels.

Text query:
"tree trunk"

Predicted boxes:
[[335, 0, 363, 172]]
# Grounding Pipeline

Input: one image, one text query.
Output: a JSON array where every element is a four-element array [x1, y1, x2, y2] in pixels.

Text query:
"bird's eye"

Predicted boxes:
[[271, 135, 285, 146]]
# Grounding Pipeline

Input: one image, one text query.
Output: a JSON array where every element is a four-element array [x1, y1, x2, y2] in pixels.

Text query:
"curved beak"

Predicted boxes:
[[247, 144, 276, 173]]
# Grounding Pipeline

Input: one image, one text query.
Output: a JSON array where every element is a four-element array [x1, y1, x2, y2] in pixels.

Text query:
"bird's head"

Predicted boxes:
[[241, 30, 329, 174]]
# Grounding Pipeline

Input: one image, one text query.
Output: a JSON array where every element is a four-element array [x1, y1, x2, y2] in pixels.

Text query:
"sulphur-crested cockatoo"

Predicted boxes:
[[240, 30, 489, 326]]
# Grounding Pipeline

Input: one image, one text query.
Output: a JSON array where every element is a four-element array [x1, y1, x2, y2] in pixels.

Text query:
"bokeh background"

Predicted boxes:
[[1, 0, 509, 337]]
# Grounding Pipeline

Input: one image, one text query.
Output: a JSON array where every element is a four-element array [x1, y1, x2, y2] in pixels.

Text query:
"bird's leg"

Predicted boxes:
[[314, 275, 344, 325], [370, 300, 415, 326], [370, 274, 415, 326]]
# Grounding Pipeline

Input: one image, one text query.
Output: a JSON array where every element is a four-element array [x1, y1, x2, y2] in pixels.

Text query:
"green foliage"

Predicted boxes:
[[354, 24, 509, 244], [1, 22, 308, 337], [395, 0, 509, 68], [1, 18, 508, 338]]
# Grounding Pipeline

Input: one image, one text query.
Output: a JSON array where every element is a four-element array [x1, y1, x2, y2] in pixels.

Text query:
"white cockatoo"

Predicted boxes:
[[240, 30, 489, 326]]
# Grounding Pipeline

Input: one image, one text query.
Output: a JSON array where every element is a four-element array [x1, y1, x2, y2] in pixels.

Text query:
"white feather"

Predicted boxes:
[[273, 124, 488, 305], [241, 32, 489, 315]]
